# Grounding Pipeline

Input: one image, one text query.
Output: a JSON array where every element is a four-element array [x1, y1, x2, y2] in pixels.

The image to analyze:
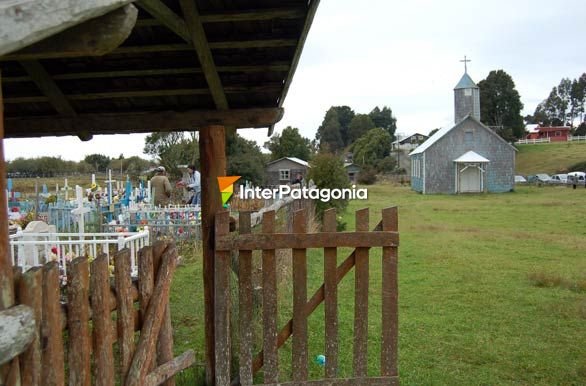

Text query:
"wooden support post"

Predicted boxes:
[[214, 211, 231, 386], [354, 208, 369, 377], [238, 212, 253, 386], [0, 69, 20, 386], [199, 124, 226, 385], [381, 207, 399, 376], [292, 209, 308, 381]]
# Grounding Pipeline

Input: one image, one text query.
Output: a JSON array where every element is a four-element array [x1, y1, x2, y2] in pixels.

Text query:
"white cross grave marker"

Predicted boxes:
[[71, 185, 90, 236]]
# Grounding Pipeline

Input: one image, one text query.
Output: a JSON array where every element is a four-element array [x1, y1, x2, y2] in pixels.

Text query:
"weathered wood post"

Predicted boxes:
[[199, 125, 226, 385], [0, 69, 22, 385]]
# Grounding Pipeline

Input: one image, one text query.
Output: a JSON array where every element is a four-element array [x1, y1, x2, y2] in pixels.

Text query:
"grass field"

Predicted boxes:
[[516, 141, 586, 175], [169, 183, 586, 385]]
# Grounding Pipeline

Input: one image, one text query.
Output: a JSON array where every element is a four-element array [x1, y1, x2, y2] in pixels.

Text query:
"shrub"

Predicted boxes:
[[307, 152, 350, 219], [376, 156, 397, 173], [357, 167, 377, 185], [568, 160, 586, 172]]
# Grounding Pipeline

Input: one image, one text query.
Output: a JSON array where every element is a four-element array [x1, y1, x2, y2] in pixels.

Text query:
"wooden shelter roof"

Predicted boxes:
[[0, 0, 319, 139]]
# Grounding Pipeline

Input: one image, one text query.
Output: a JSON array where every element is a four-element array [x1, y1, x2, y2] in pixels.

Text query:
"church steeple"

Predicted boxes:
[[454, 56, 480, 123]]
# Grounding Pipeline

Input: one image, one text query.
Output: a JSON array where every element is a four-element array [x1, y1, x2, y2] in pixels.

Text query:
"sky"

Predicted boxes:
[[5, 0, 586, 161]]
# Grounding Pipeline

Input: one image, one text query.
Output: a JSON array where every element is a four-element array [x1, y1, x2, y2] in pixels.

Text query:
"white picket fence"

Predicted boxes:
[[516, 138, 551, 145], [569, 135, 586, 142], [9, 230, 150, 276]]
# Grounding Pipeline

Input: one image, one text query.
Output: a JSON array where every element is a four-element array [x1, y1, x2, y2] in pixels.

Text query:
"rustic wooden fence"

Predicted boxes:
[[214, 207, 399, 386], [2, 241, 194, 386]]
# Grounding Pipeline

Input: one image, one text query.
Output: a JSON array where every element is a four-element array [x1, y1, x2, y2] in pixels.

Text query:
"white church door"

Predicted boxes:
[[459, 165, 481, 193]]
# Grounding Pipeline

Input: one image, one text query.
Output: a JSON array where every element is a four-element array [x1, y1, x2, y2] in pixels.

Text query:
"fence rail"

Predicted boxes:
[[569, 135, 586, 141], [516, 138, 551, 144], [214, 206, 399, 386]]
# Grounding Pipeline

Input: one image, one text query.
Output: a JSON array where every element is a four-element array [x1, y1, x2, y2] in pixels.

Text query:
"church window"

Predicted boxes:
[[464, 88, 472, 96], [465, 130, 474, 146]]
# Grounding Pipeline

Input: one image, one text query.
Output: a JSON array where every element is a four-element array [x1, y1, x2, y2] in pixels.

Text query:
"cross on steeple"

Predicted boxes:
[[460, 55, 471, 73]]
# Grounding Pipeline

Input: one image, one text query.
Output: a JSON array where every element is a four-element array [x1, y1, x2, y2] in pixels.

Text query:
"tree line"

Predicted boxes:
[[526, 73, 586, 135]]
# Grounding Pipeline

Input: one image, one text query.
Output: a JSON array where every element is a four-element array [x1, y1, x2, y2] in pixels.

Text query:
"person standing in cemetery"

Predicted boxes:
[[151, 166, 172, 206], [178, 164, 201, 205]]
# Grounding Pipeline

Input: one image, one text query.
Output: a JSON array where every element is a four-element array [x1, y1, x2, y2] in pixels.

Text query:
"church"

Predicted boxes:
[[409, 65, 516, 194]]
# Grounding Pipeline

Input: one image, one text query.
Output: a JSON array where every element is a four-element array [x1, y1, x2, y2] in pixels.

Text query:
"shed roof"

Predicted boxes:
[[454, 72, 478, 89], [267, 156, 309, 167], [0, 0, 320, 139], [453, 150, 490, 163]]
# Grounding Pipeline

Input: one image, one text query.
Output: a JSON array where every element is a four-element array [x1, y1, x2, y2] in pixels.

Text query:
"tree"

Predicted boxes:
[[478, 70, 524, 139], [143, 132, 198, 177], [428, 128, 440, 137], [351, 128, 392, 167], [264, 126, 311, 161], [348, 114, 375, 143], [307, 152, 350, 220], [226, 134, 266, 186], [84, 154, 110, 172], [369, 106, 397, 140], [318, 110, 344, 152], [316, 106, 355, 148], [570, 74, 586, 125]]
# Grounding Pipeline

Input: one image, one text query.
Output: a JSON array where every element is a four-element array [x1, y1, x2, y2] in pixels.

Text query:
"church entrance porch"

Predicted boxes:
[[454, 151, 490, 193]]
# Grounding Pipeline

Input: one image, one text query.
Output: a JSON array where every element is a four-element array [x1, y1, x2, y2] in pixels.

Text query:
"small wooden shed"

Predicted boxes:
[[0, 1, 320, 383], [266, 156, 309, 185]]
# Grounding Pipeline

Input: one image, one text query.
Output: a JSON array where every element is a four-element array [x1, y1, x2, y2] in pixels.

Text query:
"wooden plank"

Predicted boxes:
[[381, 207, 398, 377], [143, 350, 196, 386], [353, 209, 369, 377], [5, 108, 284, 138], [67, 257, 91, 386], [90, 254, 115, 386], [262, 211, 278, 383], [255, 376, 399, 386], [137, 0, 191, 42], [251, 221, 385, 375], [18, 267, 42, 386], [115, 248, 135, 384], [238, 212, 253, 386], [214, 210, 231, 386], [217, 231, 399, 251], [3, 64, 290, 82], [269, 0, 320, 135], [19, 61, 76, 116], [200, 8, 306, 23], [153, 242, 174, 386], [1, 5, 138, 60], [292, 209, 308, 381], [0, 67, 19, 386], [200, 124, 226, 385], [138, 246, 155, 373], [41, 261, 65, 385], [0, 305, 35, 365], [125, 245, 177, 386], [323, 208, 338, 378], [179, 0, 229, 110], [0, 0, 133, 56]]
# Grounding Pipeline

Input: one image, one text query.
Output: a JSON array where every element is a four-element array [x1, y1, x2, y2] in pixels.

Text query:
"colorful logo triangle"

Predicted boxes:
[[218, 176, 241, 206]]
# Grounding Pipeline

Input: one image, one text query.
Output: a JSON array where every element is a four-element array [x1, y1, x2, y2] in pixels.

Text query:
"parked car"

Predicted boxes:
[[548, 173, 568, 185], [527, 174, 551, 183], [514, 175, 527, 183], [567, 171, 586, 186]]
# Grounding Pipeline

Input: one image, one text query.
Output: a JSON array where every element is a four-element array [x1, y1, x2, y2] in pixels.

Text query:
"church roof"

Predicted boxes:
[[454, 73, 478, 89], [453, 150, 490, 163], [409, 115, 517, 156]]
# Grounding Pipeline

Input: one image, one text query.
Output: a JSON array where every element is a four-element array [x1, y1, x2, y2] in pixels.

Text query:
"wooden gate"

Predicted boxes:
[[214, 207, 399, 385]]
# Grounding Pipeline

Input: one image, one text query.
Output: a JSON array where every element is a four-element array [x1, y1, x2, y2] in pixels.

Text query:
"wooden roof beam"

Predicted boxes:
[[4, 108, 284, 137], [136, 0, 191, 42], [2, 64, 291, 82], [18, 61, 76, 116], [179, 0, 228, 110], [135, 7, 305, 26]]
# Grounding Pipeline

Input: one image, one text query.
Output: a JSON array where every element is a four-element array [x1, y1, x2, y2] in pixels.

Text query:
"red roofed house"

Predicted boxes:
[[526, 126, 571, 142]]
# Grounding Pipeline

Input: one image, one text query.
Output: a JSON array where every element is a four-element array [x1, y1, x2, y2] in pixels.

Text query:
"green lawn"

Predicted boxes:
[[516, 141, 586, 175], [170, 183, 586, 385]]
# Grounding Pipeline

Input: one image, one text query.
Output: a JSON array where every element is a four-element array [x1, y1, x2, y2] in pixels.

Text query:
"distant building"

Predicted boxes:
[[409, 68, 516, 194], [391, 133, 429, 151], [525, 126, 571, 142], [344, 162, 361, 183], [266, 157, 310, 186]]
